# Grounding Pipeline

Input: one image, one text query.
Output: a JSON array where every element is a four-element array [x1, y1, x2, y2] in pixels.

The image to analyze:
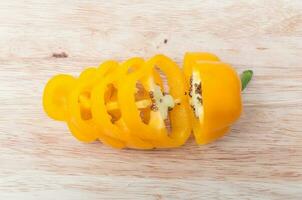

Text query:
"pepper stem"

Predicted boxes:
[[240, 70, 253, 91]]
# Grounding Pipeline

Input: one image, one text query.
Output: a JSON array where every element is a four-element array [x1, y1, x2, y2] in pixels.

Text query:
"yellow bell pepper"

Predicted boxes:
[[71, 61, 129, 148], [43, 52, 252, 149], [183, 52, 242, 144], [43, 61, 126, 148], [91, 57, 154, 149], [43, 74, 76, 121], [117, 55, 191, 148]]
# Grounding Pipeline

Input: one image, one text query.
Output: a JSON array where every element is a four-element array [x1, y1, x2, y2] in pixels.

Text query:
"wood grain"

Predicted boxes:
[[0, 0, 302, 199]]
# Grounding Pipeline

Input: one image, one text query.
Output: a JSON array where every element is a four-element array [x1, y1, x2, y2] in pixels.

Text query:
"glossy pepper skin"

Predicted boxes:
[[43, 52, 246, 149], [183, 53, 242, 144]]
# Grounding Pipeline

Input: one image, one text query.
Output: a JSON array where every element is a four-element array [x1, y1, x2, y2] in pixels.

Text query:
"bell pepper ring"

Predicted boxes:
[[43, 74, 76, 121], [91, 57, 155, 149], [70, 61, 127, 147], [42, 52, 253, 149], [117, 55, 191, 148]]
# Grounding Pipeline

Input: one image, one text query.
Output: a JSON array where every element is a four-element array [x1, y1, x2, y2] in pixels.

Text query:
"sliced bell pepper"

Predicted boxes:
[[183, 52, 242, 144], [43, 52, 251, 149], [69, 61, 128, 147], [118, 55, 191, 148], [43, 74, 76, 121], [91, 57, 154, 149]]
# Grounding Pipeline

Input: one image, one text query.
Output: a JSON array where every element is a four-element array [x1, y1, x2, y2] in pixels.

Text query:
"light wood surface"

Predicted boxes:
[[0, 1, 302, 199]]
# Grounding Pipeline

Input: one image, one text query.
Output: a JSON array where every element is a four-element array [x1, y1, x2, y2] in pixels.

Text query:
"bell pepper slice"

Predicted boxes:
[[91, 57, 154, 149], [184, 53, 242, 144], [118, 55, 191, 148], [67, 61, 128, 147], [43, 74, 76, 121], [117, 58, 162, 141], [144, 55, 191, 147]]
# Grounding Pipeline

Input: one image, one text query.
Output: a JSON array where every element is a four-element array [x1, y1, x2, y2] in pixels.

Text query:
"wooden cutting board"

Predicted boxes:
[[0, 1, 301, 199]]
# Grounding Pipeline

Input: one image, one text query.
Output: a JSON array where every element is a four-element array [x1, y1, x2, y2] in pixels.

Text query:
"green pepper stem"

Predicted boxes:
[[240, 70, 253, 91]]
